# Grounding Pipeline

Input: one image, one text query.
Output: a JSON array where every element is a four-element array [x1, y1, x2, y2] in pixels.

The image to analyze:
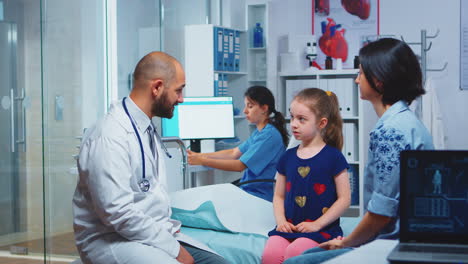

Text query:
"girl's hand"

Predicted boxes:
[[276, 221, 297, 233], [295, 221, 321, 233]]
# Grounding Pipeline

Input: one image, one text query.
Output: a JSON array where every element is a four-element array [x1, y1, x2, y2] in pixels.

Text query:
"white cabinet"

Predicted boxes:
[[185, 24, 251, 184], [246, 3, 268, 86], [184, 24, 251, 145], [279, 69, 364, 217]]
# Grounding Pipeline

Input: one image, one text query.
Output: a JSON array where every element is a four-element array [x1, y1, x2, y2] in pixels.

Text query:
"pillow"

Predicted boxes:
[[171, 201, 233, 232], [170, 183, 275, 236]]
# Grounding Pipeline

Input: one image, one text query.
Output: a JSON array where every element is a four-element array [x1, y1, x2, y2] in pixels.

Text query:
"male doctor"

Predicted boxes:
[[73, 52, 228, 264]]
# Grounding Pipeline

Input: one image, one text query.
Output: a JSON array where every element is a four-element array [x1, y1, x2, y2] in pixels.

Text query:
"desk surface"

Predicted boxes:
[[323, 239, 398, 264]]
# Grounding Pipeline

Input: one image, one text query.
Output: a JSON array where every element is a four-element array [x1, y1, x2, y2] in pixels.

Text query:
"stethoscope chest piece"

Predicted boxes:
[[139, 179, 150, 192]]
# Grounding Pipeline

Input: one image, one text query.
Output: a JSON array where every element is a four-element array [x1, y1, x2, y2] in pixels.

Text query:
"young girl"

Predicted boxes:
[[283, 38, 434, 264], [262, 88, 351, 264], [188, 86, 289, 202]]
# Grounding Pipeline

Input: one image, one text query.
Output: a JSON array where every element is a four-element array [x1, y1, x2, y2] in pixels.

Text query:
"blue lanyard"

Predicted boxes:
[[122, 97, 149, 192]]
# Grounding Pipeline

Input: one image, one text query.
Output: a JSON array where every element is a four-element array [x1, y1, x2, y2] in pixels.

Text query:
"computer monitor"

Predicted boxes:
[[162, 96, 235, 152]]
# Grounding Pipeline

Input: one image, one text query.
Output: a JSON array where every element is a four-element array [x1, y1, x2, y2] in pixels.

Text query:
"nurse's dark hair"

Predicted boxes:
[[359, 38, 425, 105], [294, 88, 343, 150], [244, 86, 289, 147]]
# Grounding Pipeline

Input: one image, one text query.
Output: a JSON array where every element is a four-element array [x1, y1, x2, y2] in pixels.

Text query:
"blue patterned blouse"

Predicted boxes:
[[364, 100, 434, 239]]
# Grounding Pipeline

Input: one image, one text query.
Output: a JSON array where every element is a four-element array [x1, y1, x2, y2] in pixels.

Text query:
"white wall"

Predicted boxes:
[[379, 0, 467, 149], [268, 0, 468, 150]]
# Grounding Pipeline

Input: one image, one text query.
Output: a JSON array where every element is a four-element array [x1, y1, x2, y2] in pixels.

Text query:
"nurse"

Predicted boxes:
[[73, 51, 228, 264], [188, 86, 289, 202]]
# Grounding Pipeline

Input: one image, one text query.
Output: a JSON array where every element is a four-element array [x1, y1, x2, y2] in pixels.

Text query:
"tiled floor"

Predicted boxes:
[[0, 232, 78, 264], [0, 257, 70, 264]]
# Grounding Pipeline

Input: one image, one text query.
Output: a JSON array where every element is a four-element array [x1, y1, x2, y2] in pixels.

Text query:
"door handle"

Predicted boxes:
[[10, 89, 15, 153], [15, 89, 26, 152]]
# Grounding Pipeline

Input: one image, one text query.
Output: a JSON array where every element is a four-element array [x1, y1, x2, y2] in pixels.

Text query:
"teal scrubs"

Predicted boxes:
[[238, 123, 285, 201]]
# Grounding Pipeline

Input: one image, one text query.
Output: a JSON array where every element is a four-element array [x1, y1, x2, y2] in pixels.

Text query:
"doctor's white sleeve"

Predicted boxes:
[[82, 136, 180, 258]]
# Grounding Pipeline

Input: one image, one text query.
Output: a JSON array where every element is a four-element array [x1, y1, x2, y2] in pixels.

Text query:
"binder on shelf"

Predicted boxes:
[[223, 28, 230, 71], [228, 29, 235, 71], [214, 72, 220, 96], [331, 78, 345, 114], [343, 78, 356, 116], [214, 27, 224, 71], [348, 165, 359, 205], [222, 74, 229, 96], [234, 30, 241, 71], [343, 122, 357, 162]]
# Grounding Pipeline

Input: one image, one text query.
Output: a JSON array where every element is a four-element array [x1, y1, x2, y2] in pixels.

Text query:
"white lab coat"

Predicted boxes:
[[422, 78, 446, 149], [73, 99, 215, 264]]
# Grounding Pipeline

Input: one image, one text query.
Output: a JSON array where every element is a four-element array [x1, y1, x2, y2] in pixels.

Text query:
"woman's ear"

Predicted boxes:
[[261, 104, 269, 115]]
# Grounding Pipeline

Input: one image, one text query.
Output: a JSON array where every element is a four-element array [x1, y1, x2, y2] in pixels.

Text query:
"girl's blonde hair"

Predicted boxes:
[[294, 88, 344, 150]]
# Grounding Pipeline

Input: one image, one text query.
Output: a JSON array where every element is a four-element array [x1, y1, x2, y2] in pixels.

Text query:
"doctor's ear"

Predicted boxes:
[[151, 79, 164, 96]]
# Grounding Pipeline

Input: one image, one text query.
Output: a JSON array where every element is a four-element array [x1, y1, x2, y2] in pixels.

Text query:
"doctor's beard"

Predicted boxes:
[[151, 90, 176, 118]]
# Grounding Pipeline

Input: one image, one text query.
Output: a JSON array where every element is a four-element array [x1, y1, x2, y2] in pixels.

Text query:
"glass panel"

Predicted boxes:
[[41, 0, 106, 262], [0, 0, 45, 262], [116, 0, 162, 100]]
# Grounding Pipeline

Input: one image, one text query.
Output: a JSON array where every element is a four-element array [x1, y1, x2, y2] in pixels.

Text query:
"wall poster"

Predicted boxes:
[[312, 0, 380, 69]]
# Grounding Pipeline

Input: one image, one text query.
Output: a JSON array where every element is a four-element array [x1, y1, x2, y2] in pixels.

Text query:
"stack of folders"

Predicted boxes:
[[213, 26, 241, 72], [348, 166, 359, 205], [214, 73, 228, 97]]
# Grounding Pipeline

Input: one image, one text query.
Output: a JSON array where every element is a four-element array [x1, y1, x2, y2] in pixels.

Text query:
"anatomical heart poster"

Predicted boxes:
[[313, 0, 379, 69]]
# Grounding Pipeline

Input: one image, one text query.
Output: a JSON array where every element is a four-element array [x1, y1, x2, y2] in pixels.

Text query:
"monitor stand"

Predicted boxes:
[[189, 139, 201, 153]]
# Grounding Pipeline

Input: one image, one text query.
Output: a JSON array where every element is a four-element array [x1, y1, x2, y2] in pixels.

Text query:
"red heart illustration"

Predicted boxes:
[[341, 0, 371, 20], [286, 181, 291, 192], [313, 183, 326, 195], [319, 18, 349, 62], [320, 232, 331, 240], [305, 219, 315, 222]]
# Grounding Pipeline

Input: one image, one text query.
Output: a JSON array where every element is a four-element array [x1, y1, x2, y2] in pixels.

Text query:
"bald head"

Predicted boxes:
[[132, 51, 181, 89]]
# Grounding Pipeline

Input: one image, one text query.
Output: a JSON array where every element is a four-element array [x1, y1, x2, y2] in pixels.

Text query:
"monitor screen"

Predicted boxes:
[[162, 96, 235, 140]]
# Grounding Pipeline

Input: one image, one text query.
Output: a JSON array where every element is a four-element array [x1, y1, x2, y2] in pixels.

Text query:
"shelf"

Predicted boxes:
[[279, 69, 359, 77], [348, 161, 360, 165], [248, 47, 266, 51], [248, 79, 267, 82], [234, 115, 246, 119], [342, 116, 359, 121], [214, 71, 248, 75]]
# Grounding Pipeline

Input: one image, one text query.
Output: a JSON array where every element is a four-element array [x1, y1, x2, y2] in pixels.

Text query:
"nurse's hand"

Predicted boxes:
[[177, 245, 194, 264], [276, 221, 297, 233], [295, 221, 321, 233], [187, 150, 203, 165]]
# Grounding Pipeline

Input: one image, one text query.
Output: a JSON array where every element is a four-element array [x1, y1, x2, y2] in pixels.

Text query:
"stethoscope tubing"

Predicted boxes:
[[122, 97, 147, 181]]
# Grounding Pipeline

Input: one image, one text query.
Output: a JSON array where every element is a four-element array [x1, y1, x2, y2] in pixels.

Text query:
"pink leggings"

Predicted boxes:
[[261, 236, 319, 264]]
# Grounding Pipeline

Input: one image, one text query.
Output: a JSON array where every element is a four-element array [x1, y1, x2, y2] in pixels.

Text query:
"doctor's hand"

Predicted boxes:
[[276, 220, 297, 233], [176, 245, 194, 264], [295, 221, 321, 233], [319, 237, 346, 250], [187, 150, 203, 165]]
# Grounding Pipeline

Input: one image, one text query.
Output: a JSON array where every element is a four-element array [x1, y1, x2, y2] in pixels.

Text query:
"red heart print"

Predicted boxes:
[[286, 181, 291, 192], [313, 183, 326, 195], [320, 232, 331, 240]]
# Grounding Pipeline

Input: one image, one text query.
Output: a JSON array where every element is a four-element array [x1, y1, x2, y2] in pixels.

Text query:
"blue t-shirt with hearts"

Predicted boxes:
[[268, 144, 349, 242]]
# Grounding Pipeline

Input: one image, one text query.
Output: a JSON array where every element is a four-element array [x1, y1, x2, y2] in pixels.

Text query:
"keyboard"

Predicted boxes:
[[400, 244, 468, 254]]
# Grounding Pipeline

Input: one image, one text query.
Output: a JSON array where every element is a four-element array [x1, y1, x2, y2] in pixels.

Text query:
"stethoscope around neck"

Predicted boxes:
[[122, 97, 172, 192]]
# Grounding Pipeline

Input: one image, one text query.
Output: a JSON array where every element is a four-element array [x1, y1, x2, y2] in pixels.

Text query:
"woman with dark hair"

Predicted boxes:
[[283, 38, 434, 264], [188, 86, 289, 202]]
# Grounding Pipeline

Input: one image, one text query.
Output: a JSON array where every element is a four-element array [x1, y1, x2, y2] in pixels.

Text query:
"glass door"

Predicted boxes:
[[0, 0, 45, 261], [0, 20, 19, 237]]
